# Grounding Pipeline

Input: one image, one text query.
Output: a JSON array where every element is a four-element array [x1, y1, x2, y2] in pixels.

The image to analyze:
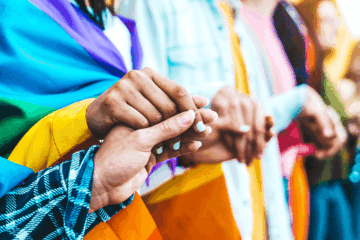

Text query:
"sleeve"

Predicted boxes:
[[266, 84, 309, 133], [135, 0, 170, 77], [8, 99, 100, 173], [0, 145, 134, 240]]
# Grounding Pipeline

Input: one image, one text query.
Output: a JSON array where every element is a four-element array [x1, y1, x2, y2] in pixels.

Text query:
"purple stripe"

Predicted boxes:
[[28, 0, 143, 77], [118, 15, 143, 70], [145, 158, 178, 187]]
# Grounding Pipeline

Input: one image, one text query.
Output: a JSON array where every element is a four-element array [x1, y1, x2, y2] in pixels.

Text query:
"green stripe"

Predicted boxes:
[[0, 98, 55, 157]]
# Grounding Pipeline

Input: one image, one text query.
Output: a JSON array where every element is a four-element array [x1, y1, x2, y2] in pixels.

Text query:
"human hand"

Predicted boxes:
[[347, 113, 360, 138], [209, 86, 274, 165], [90, 110, 203, 212], [86, 68, 213, 149], [299, 87, 347, 159]]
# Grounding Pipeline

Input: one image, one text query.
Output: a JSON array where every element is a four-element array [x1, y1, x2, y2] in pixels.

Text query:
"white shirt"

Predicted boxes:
[[69, 0, 133, 71]]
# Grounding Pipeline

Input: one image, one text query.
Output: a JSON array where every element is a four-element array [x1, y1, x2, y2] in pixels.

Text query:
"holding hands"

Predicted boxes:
[[181, 86, 274, 166], [299, 87, 347, 159], [86, 68, 219, 211], [90, 110, 202, 212]]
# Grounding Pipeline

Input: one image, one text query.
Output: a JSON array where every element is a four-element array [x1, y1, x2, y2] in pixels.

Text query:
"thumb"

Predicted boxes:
[[135, 110, 196, 149]]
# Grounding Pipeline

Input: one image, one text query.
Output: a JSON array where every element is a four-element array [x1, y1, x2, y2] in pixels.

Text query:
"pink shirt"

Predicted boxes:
[[240, 4, 311, 178]]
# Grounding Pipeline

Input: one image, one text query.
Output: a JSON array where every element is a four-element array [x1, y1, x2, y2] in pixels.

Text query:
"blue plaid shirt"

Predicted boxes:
[[0, 145, 134, 240]]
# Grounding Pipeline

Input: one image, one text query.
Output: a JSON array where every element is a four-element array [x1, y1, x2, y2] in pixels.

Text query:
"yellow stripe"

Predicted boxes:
[[147, 164, 223, 204]]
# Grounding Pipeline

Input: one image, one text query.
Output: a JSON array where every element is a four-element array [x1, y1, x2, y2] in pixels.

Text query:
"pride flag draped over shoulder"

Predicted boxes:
[[0, 0, 162, 239], [0, 0, 142, 158]]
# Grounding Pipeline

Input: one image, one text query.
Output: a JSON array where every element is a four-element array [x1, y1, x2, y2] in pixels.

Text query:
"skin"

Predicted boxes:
[[298, 87, 347, 159], [184, 87, 348, 163], [90, 110, 204, 212], [209, 86, 274, 165], [86, 68, 215, 151], [83, 0, 275, 164], [239, 0, 346, 159]]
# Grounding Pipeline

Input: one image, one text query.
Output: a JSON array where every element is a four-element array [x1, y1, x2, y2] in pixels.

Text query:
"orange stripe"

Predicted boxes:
[[85, 193, 161, 240], [147, 228, 163, 240], [146, 164, 223, 204], [84, 222, 119, 240], [289, 157, 309, 240], [144, 174, 241, 240], [108, 193, 159, 240]]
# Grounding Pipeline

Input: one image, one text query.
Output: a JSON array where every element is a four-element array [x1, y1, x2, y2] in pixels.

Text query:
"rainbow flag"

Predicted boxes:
[[0, 1, 162, 239], [0, 0, 143, 158]]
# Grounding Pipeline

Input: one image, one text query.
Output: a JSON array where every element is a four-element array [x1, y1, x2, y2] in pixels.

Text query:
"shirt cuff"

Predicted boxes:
[[61, 145, 134, 236], [94, 194, 135, 222], [268, 84, 308, 133]]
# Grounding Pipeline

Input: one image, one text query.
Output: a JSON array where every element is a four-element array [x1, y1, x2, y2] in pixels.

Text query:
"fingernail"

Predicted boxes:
[[196, 121, 206, 132], [156, 147, 163, 155], [239, 125, 251, 132], [205, 98, 210, 107], [173, 141, 180, 150], [208, 126, 212, 134], [213, 112, 218, 121], [178, 110, 195, 125]]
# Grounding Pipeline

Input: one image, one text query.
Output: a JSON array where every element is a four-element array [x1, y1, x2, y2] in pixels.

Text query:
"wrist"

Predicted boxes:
[[90, 160, 110, 213]]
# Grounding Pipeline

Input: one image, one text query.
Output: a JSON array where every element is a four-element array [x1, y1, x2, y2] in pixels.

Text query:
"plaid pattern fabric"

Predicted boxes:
[[0, 145, 134, 240]]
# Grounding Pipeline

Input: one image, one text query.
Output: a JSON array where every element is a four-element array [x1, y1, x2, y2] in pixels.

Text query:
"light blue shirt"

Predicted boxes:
[[135, 0, 306, 123], [135, 1, 307, 239], [136, 0, 235, 101]]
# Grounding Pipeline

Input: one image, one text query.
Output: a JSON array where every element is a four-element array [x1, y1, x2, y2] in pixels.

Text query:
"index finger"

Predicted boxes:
[[141, 68, 206, 133]]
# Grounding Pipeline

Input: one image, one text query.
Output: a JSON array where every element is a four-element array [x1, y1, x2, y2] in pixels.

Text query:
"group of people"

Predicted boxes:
[[0, 0, 359, 239]]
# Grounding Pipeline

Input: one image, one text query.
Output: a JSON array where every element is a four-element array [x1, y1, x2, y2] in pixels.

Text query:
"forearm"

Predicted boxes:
[[0, 146, 134, 239]]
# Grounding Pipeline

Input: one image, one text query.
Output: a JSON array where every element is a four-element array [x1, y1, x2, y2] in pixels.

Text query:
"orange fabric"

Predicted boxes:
[[305, 35, 316, 74], [85, 193, 162, 240], [8, 100, 161, 240], [144, 174, 241, 240], [289, 157, 310, 240], [146, 164, 223, 204], [148, 228, 162, 240]]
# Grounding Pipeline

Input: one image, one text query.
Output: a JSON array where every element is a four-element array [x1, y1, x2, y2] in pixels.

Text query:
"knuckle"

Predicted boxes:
[[218, 99, 230, 110], [165, 102, 178, 116], [151, 113, 163, 124], [115, 79, 133, 93], [127, 70, 145, 81], [137, 117, 150, 128], [230, 98, 239, 109], [103, 91, 117, 108], [141, 67, 154, 74], [172, 85, 189, 99]]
